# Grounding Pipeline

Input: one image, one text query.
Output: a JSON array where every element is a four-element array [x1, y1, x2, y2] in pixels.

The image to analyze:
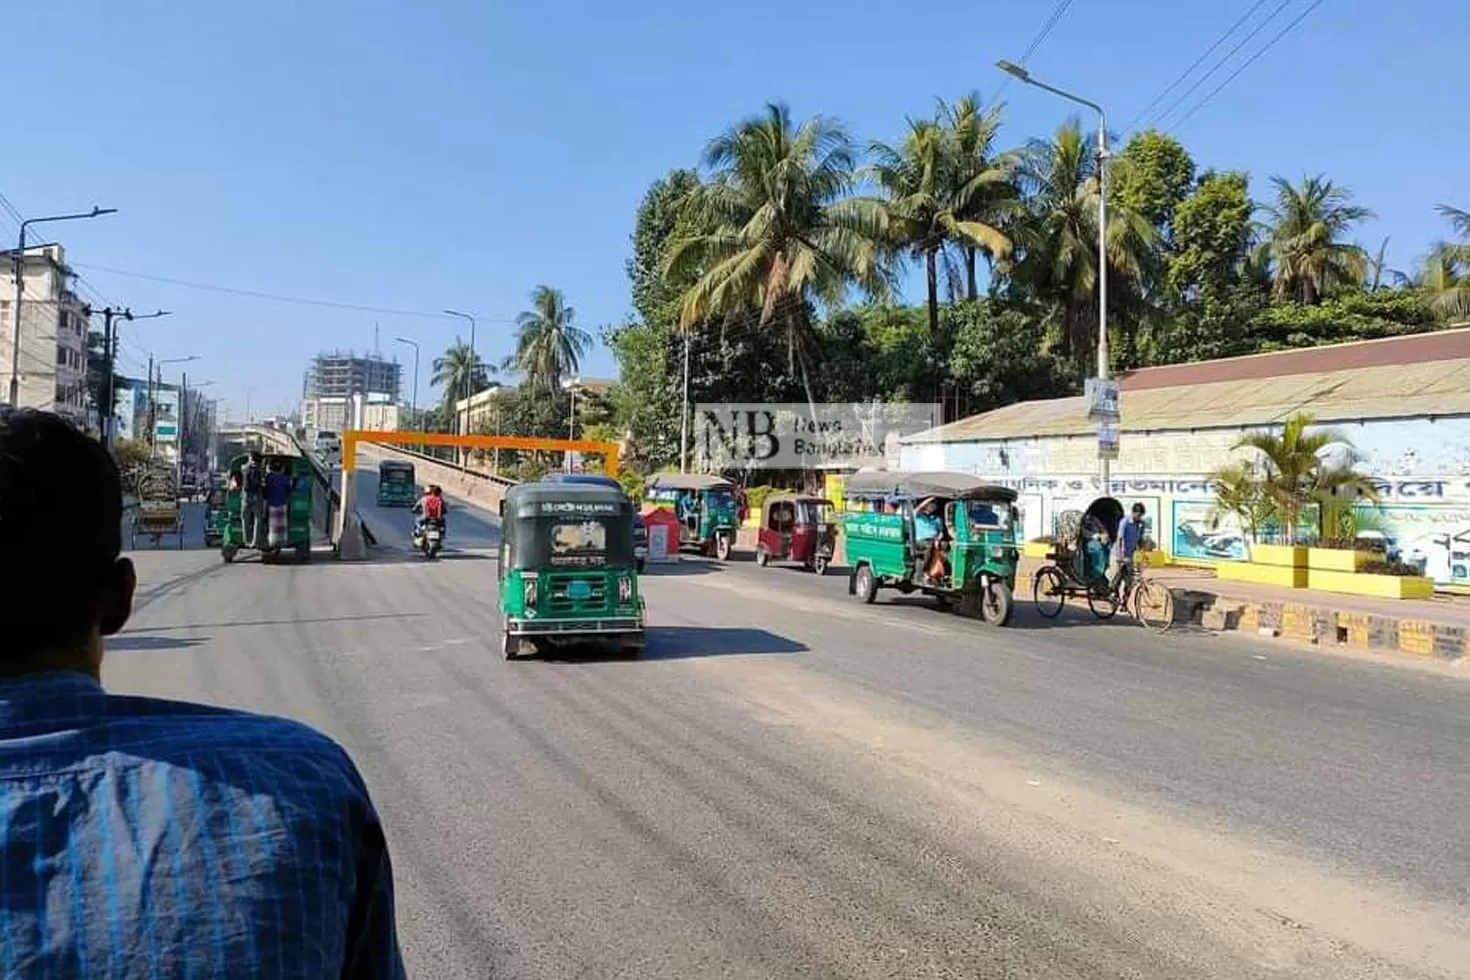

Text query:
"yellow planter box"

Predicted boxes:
[[1248, 544, 1308, 568], [1306, 548, 1373, 572], [1217, 560, 1308, 588], [1306, 569, 1435, 599]]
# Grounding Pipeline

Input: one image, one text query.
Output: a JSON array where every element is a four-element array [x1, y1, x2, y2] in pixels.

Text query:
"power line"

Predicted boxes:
[[70, 263, 518, 322], [1149, 0, 1298, 131], [1122, 0, 1273, 133], [1169, 0, 1328, 132], [997, 0, 1080, 95]]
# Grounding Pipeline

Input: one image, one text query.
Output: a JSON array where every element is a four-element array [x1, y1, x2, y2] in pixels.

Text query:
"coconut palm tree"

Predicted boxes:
[[431, 338, 493, 413], [1260, 175, 1373, 304], [665, 102, 892, 406], [870, 118, 1012, 337], [939, 92, 1020, 300], [1010, 119, 1157, 371], [1422, 205, 1470, 320], [509, 285, 591, 394], [1233, 413, 1377, 544]]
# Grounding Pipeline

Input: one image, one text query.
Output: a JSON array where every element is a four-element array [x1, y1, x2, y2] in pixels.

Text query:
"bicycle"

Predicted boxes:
[[1113, 553, 1175, 634]]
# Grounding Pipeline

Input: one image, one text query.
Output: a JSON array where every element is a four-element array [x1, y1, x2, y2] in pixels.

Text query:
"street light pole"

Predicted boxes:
[[680, 328, 691, 474], [150, 354, 197, 454], [8, 206, 118, 406], [443, 309, 478, 470], [563, 377, 581, 472], [92, 307, 169, 448], [996, 61, 1112, 489], [395, 336, 420, 450]]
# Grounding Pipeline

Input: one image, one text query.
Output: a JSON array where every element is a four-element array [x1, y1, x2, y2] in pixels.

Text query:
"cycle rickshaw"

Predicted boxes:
[[1031, 496, 1174, 632]]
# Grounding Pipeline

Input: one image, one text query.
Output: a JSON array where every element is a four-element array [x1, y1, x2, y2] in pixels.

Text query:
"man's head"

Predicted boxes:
[[0, 409, 135, 677], [1131, 503, 1146, 521], [429, 484, 442, 497], [249, 450, 262, 464]]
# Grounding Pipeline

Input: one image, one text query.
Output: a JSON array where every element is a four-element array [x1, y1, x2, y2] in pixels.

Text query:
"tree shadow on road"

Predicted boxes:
[[106, 635, 210, 652], [532, 626, 808, 663]]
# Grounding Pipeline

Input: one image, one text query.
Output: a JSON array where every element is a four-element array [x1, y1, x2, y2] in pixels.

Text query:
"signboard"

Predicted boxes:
[[1085, 378, 1120, 422], [1098, 423, 1120, 460]]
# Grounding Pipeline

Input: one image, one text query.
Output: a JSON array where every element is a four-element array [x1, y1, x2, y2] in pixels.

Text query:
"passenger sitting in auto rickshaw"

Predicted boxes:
[[915, 497, 947, 584]]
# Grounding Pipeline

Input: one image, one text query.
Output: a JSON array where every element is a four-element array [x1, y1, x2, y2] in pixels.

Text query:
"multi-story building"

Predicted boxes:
[[1, 243, 91, 426], [301, 350, 402, 434]]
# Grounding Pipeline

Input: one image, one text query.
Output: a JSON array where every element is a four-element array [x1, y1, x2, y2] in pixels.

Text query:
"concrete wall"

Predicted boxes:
[[357, 442, 511, 513], [899, 415, 1470, 589]]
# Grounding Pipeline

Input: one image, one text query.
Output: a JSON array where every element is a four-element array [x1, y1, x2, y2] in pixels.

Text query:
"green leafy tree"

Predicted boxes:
[[944, 299, 1076, 417], [1166, 171, 1256, 299], [430, 339, 493, 414], [1109, 130, 1196, 239], [510, 286, 591, 394], [666, 102, 891, 407], [870, 115, 1012, 337], [1260, 175, 1373, 304]]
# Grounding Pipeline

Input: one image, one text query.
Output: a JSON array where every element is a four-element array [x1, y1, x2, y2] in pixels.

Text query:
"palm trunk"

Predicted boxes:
[[965, 246, 978, 300], [926, 250, 940, 336]]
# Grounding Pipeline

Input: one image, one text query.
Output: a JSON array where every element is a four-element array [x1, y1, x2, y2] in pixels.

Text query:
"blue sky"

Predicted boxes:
[[5, 0, 1464, 418]]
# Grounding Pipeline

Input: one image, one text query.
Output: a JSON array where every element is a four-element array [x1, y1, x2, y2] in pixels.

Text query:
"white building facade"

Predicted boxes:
[[2, 244, 90, 425]]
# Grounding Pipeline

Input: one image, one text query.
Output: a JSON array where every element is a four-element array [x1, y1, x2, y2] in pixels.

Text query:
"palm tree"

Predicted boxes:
[[939, 92, 1020, 300], [431, 338, 493, 413], [1233, 413, 1376, 544], [666, 102, 891, 406], [1364, 237, 1408, 291], [509, 285, 591, 394], [869, 112, 1013, 336], [1010, 119, 1157, 371], [1209, 460, 1274, 543], [1261, 175, 1373, 304], [1422, 205, 1470, 320]]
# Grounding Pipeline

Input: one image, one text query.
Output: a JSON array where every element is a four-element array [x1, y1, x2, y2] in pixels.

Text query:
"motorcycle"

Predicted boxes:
[[413, 518, 445, 560]]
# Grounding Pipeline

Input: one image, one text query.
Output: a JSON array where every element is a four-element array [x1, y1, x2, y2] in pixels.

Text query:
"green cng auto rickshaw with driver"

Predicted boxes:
[[220, 452, 315, 563], [644, 473, 738, 560], [841, 471, 1019, 625], [497, 481, 646, 660], [376, 459, 417, 507]]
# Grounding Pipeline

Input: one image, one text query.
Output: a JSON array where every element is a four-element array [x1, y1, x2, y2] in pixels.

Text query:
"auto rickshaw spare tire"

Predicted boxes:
[[981, 579, 1013, 626], [854, 564, 878, 604], [715, 533, 732, 561]]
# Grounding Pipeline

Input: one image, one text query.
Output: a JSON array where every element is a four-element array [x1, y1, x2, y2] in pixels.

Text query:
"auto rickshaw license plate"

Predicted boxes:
[[568, 580, 592, 600]]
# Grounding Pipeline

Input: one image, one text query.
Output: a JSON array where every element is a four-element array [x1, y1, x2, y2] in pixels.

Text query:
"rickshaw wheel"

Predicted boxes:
[[981, 580, 1014, 626], [1087, 587, 1119, 620], [853, 564, 878, 604], [756, 548, 770, 567], [1032, 566, 1066, 619]]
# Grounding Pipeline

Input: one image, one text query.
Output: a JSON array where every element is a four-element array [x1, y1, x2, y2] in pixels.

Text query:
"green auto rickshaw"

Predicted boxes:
[[376, 458, 417, 507], [220, 452, 315, 564], [644, 473, 738, 560], [203, 485, 228, 547], [497, 481, 645, 660], [841, 471, 1019, 625]]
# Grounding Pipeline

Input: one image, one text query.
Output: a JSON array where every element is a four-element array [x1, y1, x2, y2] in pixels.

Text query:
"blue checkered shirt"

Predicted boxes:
[[0, 671, 406, 978]]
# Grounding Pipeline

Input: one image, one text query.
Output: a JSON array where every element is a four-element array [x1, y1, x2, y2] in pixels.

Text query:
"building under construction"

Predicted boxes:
[[302, 351, 402, 435], [305, 350, 401, 401]]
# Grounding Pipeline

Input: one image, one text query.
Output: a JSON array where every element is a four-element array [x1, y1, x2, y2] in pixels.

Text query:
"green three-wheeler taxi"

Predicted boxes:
[[497, 481, 646, 660], [841, 471, 1019, 625], [376, 459, 417, 507], [220, 452, 315, 564], [644, 473, 738, 560]]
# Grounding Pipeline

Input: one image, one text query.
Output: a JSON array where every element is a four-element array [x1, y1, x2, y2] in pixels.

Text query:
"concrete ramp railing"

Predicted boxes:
[[356, 442, 518, 514]]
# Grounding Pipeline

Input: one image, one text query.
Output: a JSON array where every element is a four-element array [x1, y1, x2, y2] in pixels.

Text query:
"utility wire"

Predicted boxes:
[[1169, 0, 1328, 132], [1122, 0, 1273, 133], [71, 263, 518, 322], [996, 0, 1080, 96], [1149, 0, 1297, 131]]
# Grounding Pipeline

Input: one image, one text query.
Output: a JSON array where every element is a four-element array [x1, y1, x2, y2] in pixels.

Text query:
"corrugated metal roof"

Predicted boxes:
[[905, 357, 1470, 444]]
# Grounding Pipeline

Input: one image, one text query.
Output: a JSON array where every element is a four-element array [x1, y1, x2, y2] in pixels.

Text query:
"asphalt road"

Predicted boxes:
[[105, 468, 1470, 979]]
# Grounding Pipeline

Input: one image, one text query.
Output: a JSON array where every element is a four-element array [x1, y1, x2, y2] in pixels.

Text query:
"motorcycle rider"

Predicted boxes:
[[412, 484, 447, 541]]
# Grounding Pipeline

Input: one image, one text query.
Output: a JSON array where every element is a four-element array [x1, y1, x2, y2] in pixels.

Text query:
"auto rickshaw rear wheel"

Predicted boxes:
[[221, 545, 238, 564], [502, 632, 518, 661], [715, 534, 732, 561], [756, 548, 770, 567], [854, 564, 878, 604], [813, 556, 829, 576]]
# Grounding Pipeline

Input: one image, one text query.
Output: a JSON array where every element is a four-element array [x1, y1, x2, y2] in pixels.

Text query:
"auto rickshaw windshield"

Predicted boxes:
[[508, 514, 635, 570], [967, 499, 1016, 533]]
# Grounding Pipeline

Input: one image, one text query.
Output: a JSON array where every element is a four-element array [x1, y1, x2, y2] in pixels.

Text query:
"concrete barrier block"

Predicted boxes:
[[1396, 620, 1435, 658]]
